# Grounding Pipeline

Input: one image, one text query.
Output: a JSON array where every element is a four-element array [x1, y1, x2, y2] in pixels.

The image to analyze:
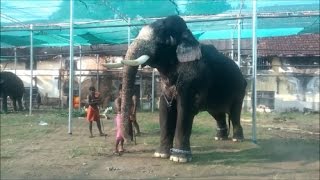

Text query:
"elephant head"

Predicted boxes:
[[104, 15, 202, 140]]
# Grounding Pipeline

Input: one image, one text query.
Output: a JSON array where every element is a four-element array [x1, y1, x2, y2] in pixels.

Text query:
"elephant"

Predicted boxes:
[[104, 15, 247, 163], [0, 71, 24, 113]]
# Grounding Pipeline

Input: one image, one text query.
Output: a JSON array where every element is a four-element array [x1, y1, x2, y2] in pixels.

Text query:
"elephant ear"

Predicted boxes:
[[176, 29, 202, 63]]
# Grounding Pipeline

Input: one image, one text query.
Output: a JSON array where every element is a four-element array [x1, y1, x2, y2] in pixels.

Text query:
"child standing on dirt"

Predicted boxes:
[[86, 86, 106, 138], [114, 113, 124, 154], [114, 94, 124, 154]]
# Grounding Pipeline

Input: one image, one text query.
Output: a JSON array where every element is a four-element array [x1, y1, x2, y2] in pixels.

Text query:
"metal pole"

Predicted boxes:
[[14, 48, 17, 74], [78, 46, 82, 111], [251, 0, 257, 144], [29, 25, 33, 116], [128, 18, 130, 47], [60, 56, 63, 108], [68, 0, 74, 134], [96, 54, 99, 91], [237, 17, 242, 67], [231, 36, 234, 60], [151, 69, 155, 112], [140, 75, 142, 109]]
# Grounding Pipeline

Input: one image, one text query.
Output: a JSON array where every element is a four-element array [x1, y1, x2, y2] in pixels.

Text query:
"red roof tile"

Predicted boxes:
[[258, 34, 320, 57], [203, 34, 320, 57]]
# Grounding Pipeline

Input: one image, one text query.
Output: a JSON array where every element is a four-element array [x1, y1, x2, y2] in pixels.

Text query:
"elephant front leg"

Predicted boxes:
[[230, 101, 244, 142], [154, 95, 177, 159], [170, 94, 195, 163]]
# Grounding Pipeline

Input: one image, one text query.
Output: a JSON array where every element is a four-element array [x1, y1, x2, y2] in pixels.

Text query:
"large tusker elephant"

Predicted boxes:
[[0, 71, 24, 113], [104, 15, 247, 163]]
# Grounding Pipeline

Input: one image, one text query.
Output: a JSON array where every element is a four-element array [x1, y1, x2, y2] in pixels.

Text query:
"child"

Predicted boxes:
[[115, 84, 141, 139], [114, 113, 124, 154]]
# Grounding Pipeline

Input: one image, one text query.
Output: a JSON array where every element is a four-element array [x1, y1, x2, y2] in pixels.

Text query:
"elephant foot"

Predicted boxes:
[[169, 148, 192, 163], [214, 137, 228, 140], [214, 128, 228, 141], [153, 151, 170, 159], [232, 138, 244, 142], [232, 128, 244, 142], [153, 147, 170, 159]]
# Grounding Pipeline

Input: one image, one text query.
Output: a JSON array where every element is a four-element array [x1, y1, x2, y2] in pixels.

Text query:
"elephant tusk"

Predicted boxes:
[[101, 62, 124, 68], [121, 55, 150, 66]]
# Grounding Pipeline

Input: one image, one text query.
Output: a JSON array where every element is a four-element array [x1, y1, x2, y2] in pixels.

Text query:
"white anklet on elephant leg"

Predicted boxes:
[[170, 148, 192, 155]]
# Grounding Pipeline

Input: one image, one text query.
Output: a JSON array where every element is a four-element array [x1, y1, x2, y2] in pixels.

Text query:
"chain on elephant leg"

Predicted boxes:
[[169, 148, 192, 163]]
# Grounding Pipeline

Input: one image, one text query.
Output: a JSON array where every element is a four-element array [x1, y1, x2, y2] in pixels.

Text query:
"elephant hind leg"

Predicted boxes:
[[230, 101, 244, 142], [18, 98, 23, 111], [11, 97, 18, 111], [209, 112, 229, 140]]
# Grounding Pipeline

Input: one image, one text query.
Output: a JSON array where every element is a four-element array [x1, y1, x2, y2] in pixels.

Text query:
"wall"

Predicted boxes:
[[244, 56, 319, 112]]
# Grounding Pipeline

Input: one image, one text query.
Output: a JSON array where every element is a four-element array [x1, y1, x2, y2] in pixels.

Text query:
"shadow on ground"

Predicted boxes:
[[193, 138, 320, 165]]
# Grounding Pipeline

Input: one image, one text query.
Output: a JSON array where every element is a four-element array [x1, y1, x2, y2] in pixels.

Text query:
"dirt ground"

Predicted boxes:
[[1, 111, 319, 179]]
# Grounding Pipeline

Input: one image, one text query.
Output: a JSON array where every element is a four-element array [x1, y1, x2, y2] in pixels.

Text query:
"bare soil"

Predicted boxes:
[[1, 111, 319, 179]]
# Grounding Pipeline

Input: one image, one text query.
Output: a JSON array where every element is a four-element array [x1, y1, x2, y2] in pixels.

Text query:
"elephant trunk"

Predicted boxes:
[[120, 39, 153, 141], [120, 65, 138, 141]]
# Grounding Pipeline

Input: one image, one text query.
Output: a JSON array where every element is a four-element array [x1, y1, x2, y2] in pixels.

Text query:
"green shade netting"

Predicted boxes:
[[1, 0, 319, 48]]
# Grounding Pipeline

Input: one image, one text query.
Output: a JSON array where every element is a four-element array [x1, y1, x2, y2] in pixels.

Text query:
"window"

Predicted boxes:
[[257, 57, 272, 70], [257, 91, 275, 109]]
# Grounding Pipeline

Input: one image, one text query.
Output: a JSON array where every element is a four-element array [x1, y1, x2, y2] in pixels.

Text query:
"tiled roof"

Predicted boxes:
[[203, 34, 320, 57], [258, 34, 320, 57], [1, 34, 319, 61]]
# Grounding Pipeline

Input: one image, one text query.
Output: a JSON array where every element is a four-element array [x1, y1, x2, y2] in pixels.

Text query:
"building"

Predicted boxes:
[[1, 34, 319, 112]]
